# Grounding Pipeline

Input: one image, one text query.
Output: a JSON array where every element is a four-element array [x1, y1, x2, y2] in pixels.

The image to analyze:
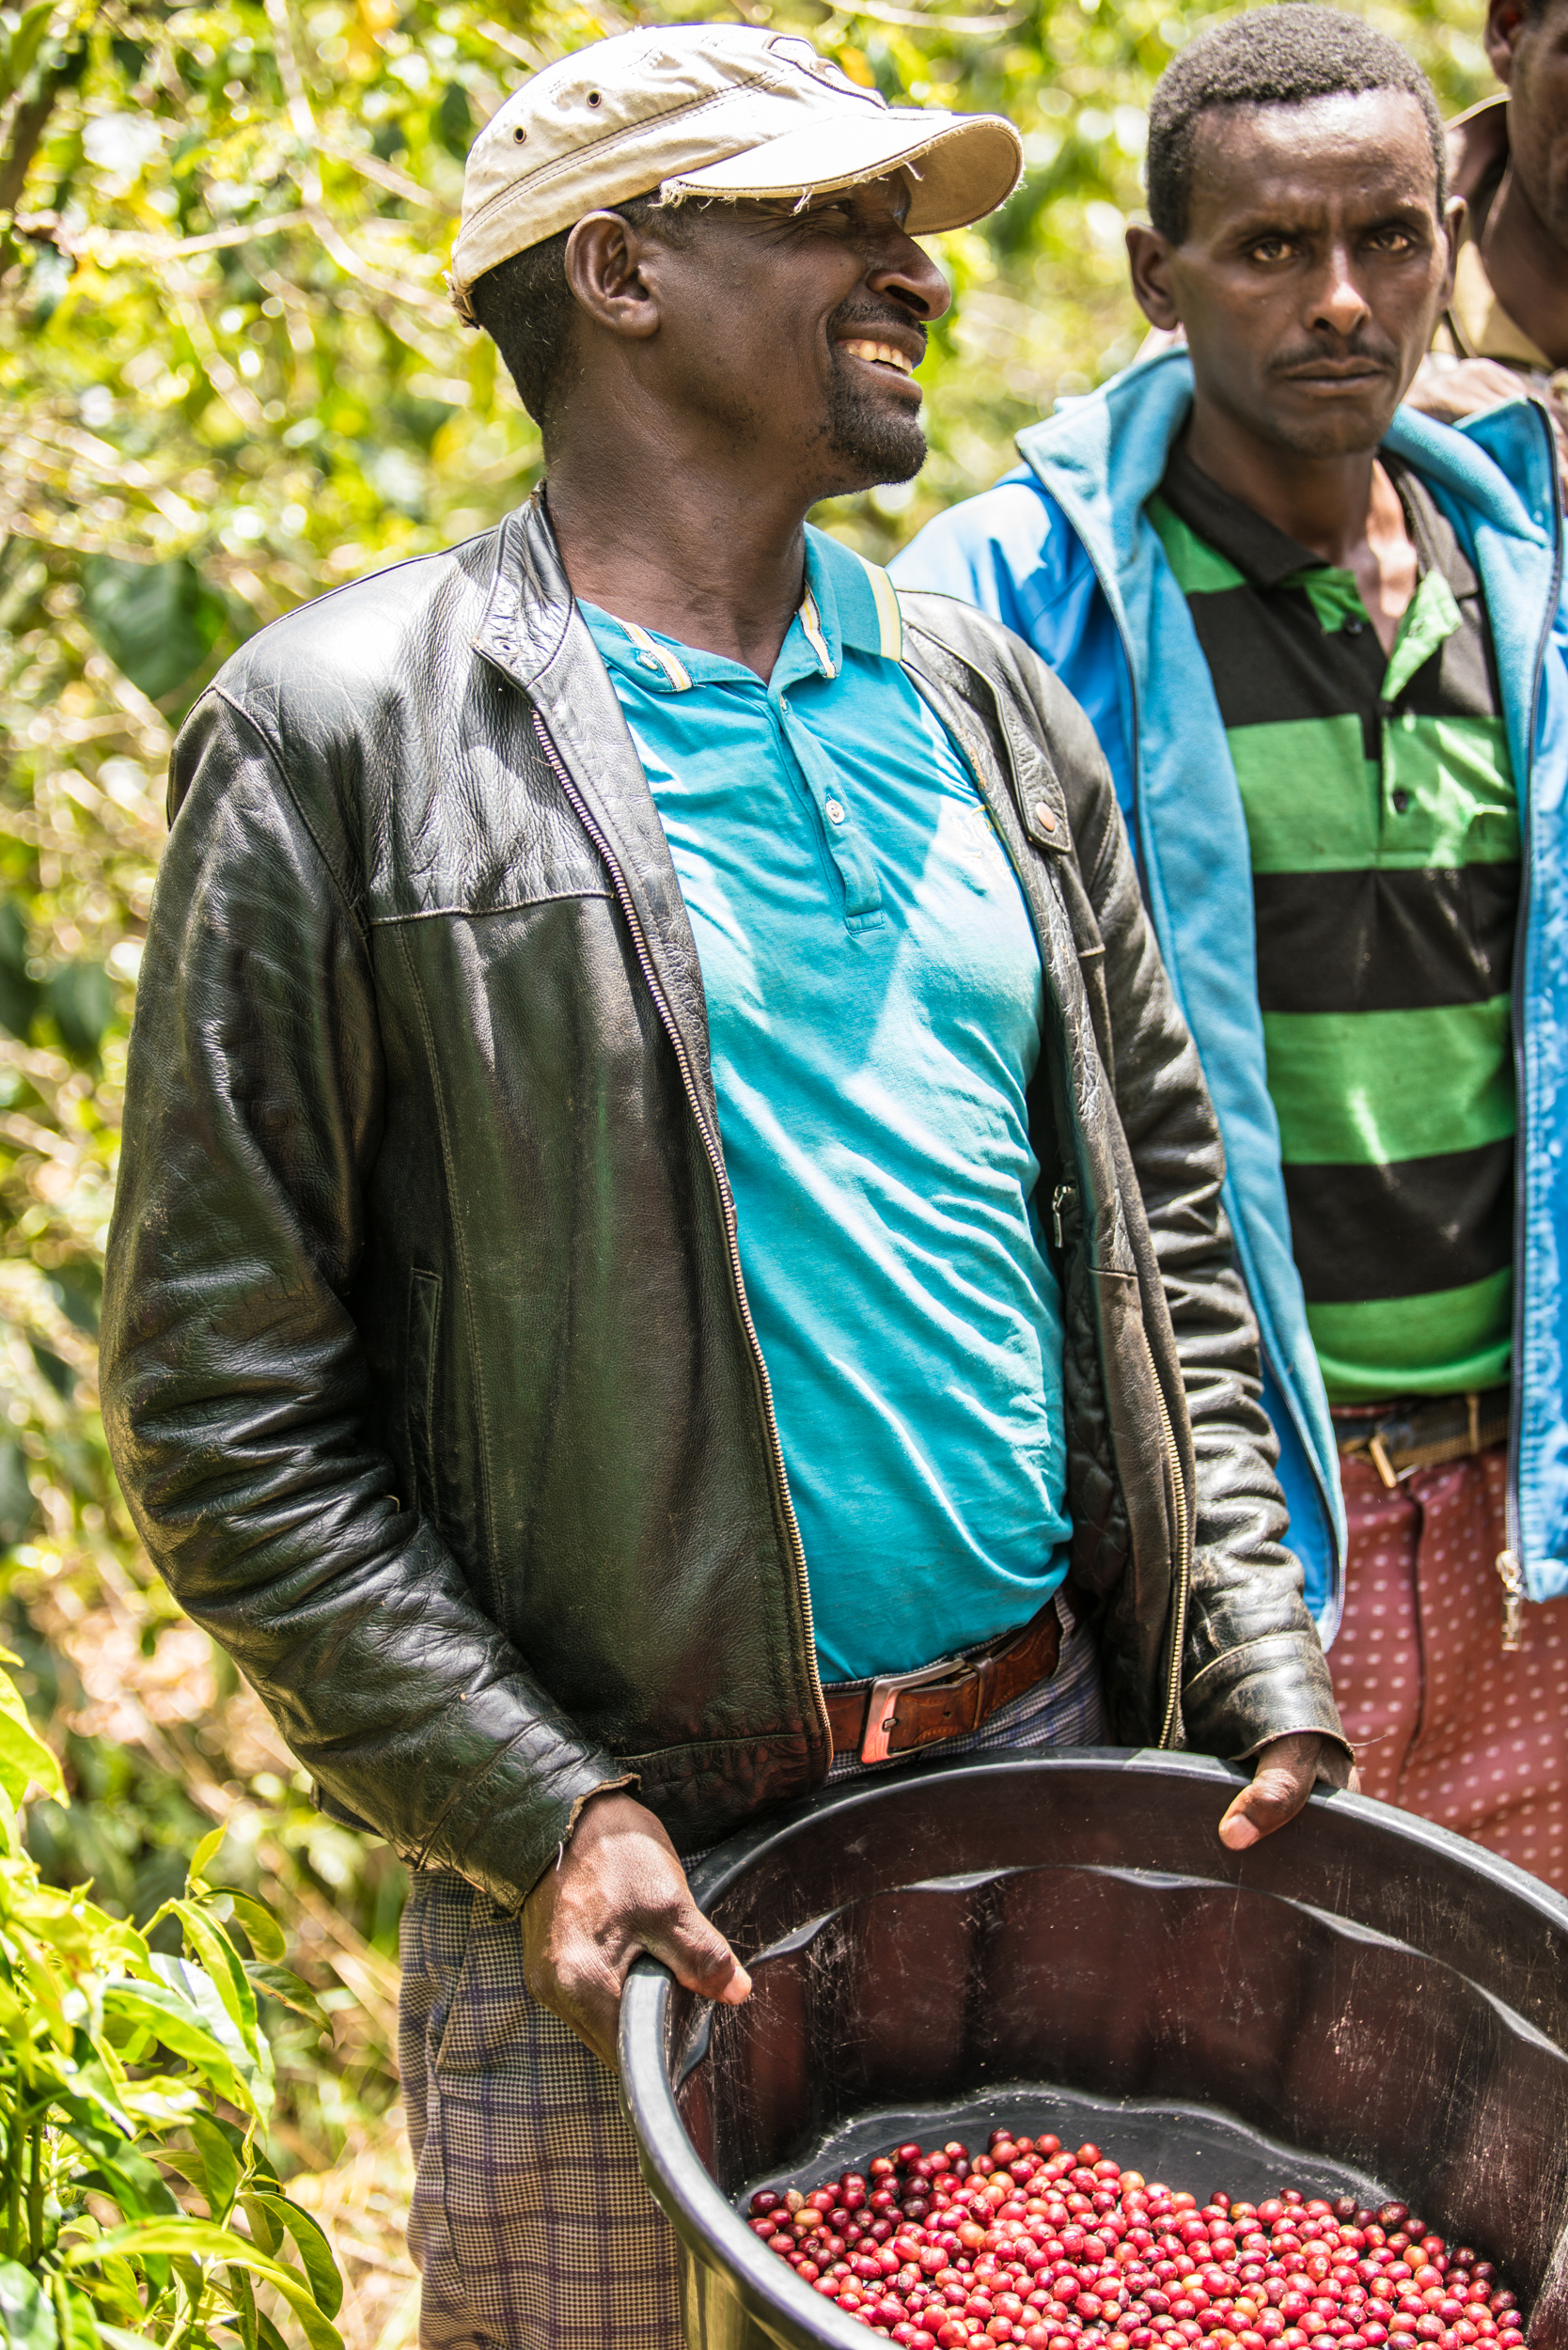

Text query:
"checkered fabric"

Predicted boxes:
[[400, 1595, 1106, 2349]]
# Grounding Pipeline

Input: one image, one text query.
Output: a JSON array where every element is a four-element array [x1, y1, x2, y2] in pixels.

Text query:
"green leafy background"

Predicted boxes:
[[0, 0, 1495, 2338]]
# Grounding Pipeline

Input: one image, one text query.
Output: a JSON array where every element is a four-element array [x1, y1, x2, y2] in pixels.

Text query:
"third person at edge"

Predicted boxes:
[[895, 7, 1568, 1888]]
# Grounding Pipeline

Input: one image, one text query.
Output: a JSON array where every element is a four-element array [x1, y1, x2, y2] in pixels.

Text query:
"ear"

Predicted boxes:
[[1438, 194, 1466, 309], [563, 211, 665, 341], [1126, 223, 1181, 331], [1483, 0, 1529, 86]]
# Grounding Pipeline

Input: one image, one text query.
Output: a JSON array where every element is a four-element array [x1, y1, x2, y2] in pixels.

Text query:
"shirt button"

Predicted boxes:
[[1034, 801, 1058, 834], [1344, 617, 1365, 636], [825, 798, 847, 826], [779, 695, 791, 714], [1392, 789, 1411, 814], [637, 652, 661, 673]]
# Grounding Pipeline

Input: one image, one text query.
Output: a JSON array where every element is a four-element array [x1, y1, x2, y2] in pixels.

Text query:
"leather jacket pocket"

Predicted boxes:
[[405, 1268, 442, 1521]]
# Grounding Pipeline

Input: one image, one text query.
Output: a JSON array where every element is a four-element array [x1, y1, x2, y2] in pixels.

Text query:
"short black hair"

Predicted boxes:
[[468, 193, 694, 431], [1146, 7, 1447, 243]]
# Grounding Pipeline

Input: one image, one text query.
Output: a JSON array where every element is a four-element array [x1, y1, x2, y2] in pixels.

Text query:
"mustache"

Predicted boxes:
[[827, 297, 928, 366], [1267, 335, 1401, 376]]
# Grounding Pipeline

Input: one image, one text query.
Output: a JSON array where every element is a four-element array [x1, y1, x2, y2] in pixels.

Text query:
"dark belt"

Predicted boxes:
[[823, 1588, 1078, 1767], [1333, 1385, 1510, 1489]]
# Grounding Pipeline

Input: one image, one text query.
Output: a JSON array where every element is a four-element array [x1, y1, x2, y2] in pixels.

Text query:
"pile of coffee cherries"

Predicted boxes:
[[745, 2130, 1525, 2350]]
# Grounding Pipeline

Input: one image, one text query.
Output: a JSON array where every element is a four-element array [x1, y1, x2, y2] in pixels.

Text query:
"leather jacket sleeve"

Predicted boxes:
[[99, 688, 632, 1910], [995, 634, 1348, 1765]]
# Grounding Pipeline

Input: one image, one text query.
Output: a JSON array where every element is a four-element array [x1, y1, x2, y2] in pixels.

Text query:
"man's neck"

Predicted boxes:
[[544, 444, 815, 682], [1479, 161, 1568, 369], [1183, 398, 1418, 652]]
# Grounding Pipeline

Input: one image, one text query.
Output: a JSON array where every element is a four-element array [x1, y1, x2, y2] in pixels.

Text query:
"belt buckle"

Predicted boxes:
[[859, 1655, 979, 1767]]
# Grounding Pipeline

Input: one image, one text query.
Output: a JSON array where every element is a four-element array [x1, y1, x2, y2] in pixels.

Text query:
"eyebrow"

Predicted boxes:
[[1219, 195, 1435, 237]]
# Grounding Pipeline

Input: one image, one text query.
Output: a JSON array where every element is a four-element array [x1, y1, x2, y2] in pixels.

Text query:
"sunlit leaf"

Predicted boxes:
[[99, 1982, 252, 2116], [216, 1888, 286, 1964], [185, 1825, 227, 1889], [0, 2259, 58, 2350], [64, 2221, 343, 2350], [245, 1962, 331, 2039], [0, 1705, 64, 1808], [185, 2112, 240, 2223], [251, 2193, 344, 2322]]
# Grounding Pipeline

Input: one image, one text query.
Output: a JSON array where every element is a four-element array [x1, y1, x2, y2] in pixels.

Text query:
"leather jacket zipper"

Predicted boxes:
[[528, 711, 832, 1758], [917, 645, 1193, 1751], [1152, 1366, 1190, 1750]]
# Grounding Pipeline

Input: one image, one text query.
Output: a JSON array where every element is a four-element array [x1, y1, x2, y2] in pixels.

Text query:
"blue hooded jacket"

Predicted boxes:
[[892, 351, 1568, 1636]]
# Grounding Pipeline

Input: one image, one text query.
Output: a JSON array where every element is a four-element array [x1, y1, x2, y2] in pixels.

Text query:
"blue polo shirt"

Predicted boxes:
[[581, 526, 1071, 1684]]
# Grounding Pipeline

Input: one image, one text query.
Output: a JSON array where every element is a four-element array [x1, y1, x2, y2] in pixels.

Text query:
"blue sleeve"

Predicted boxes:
[[891, 470, 1138, 828]]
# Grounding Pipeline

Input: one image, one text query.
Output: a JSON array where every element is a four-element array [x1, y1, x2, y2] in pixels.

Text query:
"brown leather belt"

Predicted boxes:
[[1333, 1385, 1510, 1489], [823, 1589, 1078, 1767]]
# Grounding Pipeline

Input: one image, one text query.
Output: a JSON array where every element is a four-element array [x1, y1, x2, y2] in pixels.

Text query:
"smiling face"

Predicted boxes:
[[563, 175, 949, 501], [1127, 88, 1456, 462]]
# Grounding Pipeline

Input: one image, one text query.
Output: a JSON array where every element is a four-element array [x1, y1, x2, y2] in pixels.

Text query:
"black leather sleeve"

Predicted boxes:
[[935, 609, 1348, 1766], [1052, 682, 1346, 1762], [99, 688, 631, 1908]]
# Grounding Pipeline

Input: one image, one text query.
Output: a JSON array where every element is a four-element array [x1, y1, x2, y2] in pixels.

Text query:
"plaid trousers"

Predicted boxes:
[[400, 1593, 1106, 2350]]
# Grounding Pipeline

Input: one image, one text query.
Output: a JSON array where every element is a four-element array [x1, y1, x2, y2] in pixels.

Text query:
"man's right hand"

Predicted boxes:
[[521, 1789, 752, 2070]]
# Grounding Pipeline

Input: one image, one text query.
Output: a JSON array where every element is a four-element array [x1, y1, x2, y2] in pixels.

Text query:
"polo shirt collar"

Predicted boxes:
[[1157, 434, 1326, 588], [1155, 433, 1479, 607], [581, 525, 903, 696]]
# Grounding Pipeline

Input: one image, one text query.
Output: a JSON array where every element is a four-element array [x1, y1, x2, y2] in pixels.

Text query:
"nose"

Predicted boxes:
[[1306, 238, 1372, 339], [869, 229, 951, 323]]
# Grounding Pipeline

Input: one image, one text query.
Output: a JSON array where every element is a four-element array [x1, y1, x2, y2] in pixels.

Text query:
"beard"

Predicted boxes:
[[821, 298, 929, 485]]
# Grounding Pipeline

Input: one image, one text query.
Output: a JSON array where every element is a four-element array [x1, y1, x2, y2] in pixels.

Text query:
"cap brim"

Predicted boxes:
[[660, 105, 1023, 234]]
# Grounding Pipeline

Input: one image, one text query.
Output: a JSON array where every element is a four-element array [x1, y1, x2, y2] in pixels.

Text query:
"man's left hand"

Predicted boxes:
[[1217, 1733, 1359, 1851]]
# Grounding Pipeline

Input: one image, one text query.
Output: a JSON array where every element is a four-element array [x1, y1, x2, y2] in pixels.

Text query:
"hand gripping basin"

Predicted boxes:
[[619, 1750, 1568, 2350]]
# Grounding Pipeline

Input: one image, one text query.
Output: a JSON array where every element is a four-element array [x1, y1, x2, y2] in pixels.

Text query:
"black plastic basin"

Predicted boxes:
[[619, 1749, 1568, 2350]]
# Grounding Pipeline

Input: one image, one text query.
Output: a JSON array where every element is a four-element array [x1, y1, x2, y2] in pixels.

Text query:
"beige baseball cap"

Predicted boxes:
[[449, 24, 1024, 320]]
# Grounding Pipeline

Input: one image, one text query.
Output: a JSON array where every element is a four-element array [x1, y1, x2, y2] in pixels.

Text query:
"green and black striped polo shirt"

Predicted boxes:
[[1149, 439, 1518, 1403]]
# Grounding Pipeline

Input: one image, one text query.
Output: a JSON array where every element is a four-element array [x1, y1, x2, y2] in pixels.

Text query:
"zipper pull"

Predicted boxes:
[[1050, 1183, 1074, 1250], [1496, 1550, 1525, 1654]]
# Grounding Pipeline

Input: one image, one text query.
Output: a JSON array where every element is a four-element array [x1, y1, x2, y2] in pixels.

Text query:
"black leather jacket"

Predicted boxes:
[[100, 497, 1344, 1911]]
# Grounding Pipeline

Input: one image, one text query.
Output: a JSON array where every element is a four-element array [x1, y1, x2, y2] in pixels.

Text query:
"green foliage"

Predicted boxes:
[[78, 559, 228, 708], [0, 0, 1501, 2257], [0, 1656, 345, 2348]]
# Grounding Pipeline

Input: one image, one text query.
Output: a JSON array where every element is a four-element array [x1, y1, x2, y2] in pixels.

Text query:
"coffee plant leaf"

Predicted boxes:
[[161, 1901, 261, 2066], [78, 557, 227, 708], [215, 1890, 286, 1966], [184, 1826, 226, 1889], [0, 2260, 57, 2350], [244, 1964, 331, 2041], [182, 2114, 240, 2225], [145, 1951, 272, 2112], [52, 2280, 98, 2350], [98, 1982, 252, 2117], [66, 2220, 343, 2350], [236, 2194, 281, 2259], [0, 1678, 63, 1807], [71, 2155, 181, 2226], [247, 2195, 343, 2323]]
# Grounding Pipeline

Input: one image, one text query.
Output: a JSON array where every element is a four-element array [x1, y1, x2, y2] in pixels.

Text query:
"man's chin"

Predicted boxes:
[[1266, 384, 1401, 460], [822, 389, 927, 493]]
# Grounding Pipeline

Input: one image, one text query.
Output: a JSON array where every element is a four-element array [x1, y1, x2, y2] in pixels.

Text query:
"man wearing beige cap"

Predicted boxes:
[[102, 24, 1349, 2348]]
